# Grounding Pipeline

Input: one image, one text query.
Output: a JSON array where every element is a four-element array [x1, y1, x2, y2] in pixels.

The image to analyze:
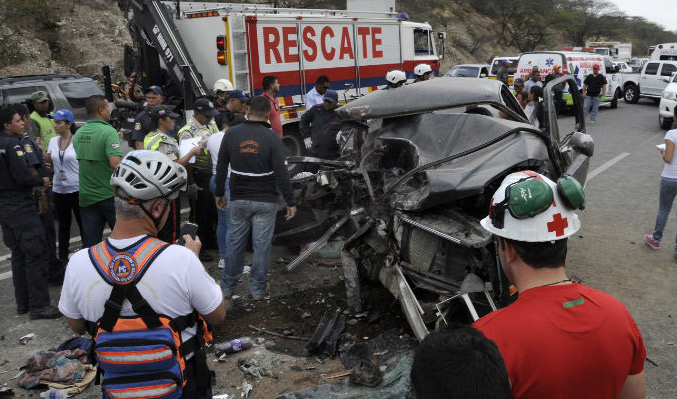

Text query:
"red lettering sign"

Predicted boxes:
[[371, 27, 383, 58], [320, 26, 335, 60], [282, 26, 299, 63], [263, 27, 282, 64], [357, 27, 370, 58], [303, 26, 317, 62], [339, 27, 354, 60]]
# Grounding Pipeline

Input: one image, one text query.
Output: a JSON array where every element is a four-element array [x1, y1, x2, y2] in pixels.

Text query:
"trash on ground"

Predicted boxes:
[[305, 310, 346, 357], [19, 334, 36, 345], [212, 394, 230, 399], [0, 387, 13, 397], [18, 349, 91, 389], [241, 380, 253, 399], [214, 337, 258, 357], [237, 358, 274, 380]]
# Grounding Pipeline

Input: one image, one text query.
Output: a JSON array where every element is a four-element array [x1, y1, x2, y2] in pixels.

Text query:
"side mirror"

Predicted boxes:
[[569, 131, 594, 157], [615, 65, 620, 73], [436, 32, 446, 60], [663, 77, 671, 83]]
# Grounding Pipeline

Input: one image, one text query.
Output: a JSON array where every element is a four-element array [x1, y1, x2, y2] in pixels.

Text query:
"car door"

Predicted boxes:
[[642, 62, 662, 96], [658, 63, 677, 95]]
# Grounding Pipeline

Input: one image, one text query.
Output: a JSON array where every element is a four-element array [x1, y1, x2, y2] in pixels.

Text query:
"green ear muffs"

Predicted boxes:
[[557, 175, 585, 210]]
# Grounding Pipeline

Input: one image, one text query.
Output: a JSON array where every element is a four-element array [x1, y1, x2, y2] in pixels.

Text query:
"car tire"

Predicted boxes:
[[624, 84, 639, 104], [660, 115, 674, 130], [610, 89, 619, 109], [281, 128, 306, 176]]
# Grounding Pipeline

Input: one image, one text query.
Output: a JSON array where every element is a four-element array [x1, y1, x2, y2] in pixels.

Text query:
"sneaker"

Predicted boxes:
[[251, 282, 271, 301], [644, 234, 660, 250], [218, 258, 225, 269], [29, 306, 62, 320]]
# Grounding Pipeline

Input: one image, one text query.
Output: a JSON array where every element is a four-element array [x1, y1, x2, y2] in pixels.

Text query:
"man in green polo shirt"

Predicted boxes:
[[29, 91, 56, 151], [73, 95, 122, 247]]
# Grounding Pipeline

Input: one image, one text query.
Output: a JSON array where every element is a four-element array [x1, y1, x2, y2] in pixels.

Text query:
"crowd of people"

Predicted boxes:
[[0, 65, 652, 398]]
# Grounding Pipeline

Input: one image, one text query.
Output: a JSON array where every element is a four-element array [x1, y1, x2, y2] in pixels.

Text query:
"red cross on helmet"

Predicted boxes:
[[480, 171, 583, 242]]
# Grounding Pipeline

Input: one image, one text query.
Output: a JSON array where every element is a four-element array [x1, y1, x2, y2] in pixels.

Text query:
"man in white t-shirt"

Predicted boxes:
[[59, 150, 225, 398], [208, 113, 246, 268]]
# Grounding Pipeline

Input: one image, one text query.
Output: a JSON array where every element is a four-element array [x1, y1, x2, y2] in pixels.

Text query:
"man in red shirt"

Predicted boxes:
[[262, 75, 282, 137], [473, 171, 646, 399]]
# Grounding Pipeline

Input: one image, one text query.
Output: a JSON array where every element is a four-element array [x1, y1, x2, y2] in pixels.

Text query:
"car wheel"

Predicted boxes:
[[281, 130, 306, 176], [624, 85, 639, 104], [610, 89, 619, 109], [660, 115, 674, 130]]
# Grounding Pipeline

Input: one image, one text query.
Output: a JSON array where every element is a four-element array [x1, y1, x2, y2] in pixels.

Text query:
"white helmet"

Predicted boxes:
[[213, 79, 234, 92], [414, 63, 432, 77], [110, 150, 187, 201], [480, 171, 584, 242], [386, 69, 407, 85]]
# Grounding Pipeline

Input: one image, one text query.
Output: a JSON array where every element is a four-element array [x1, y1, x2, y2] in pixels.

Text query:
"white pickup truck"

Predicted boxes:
[[621, 60, 677, 103]]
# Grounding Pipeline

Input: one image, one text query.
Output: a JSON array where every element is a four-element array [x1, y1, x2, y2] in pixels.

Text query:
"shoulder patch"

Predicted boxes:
[[134, 122, 142, 130], [23, 144, 34, 153], [111, 142, 120, 149]]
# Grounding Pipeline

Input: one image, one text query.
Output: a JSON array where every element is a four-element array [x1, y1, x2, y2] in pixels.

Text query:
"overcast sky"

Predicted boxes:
[[606, 0, 677, 32]]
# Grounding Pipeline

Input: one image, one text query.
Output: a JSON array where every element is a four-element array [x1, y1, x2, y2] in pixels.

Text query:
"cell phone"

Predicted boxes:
[[177, 222, 198, 246]]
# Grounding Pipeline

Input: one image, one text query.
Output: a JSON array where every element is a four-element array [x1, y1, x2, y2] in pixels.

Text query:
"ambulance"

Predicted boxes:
[[515, 51, 622, 109], [650, 43, 677, 61], [121, 1, 444, 155]]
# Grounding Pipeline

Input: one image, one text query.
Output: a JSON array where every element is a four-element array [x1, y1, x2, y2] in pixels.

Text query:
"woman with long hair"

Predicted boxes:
[[524, 85, 544, 129], [45, 109, 81, 265]]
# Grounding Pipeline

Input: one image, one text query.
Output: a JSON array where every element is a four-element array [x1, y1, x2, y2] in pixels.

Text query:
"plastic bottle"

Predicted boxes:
[[213, 337, 264, 356], [40, 390, 68, 399]]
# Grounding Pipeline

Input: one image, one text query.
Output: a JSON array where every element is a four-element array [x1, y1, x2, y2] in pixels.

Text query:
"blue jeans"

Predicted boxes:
[[209, 175, 231, 260], [583, 95, 601, 122], [651, 176, 677, 249], [80, 198, 116, 248], [222, 200, 278, 296]]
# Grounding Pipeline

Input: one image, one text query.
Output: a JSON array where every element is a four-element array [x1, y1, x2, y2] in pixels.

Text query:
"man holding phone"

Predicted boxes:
[[215, 96, 296, 300]]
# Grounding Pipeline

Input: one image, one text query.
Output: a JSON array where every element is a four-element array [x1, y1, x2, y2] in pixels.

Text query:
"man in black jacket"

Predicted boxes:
[[214, 96, 296, 300], [300, 90, 341, 159]]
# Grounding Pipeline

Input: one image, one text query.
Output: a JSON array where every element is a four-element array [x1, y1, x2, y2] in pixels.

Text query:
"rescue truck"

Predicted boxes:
[[119, 1, 444, 155]]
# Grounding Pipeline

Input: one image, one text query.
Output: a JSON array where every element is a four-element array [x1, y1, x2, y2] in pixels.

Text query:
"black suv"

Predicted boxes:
[[0, 74, 106, 126]]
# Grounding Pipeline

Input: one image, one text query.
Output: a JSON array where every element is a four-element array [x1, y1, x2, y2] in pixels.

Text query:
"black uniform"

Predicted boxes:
[[299, 105, 342, 159], [19, 134, 62, 282], [0, 131, 52, 312]]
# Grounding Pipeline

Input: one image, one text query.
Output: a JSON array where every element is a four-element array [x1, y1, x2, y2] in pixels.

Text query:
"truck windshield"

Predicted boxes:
[[595, 48, 608, 56]]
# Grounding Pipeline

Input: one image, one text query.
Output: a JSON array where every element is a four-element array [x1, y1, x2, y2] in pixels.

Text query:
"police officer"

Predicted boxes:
[[130, 86, 170, 149], [178, 98, 220, 262], [300, 90, 342, 159], [0, 107, 61, 319], [28, 91, 56, 151], [12, 104, 62, 283]]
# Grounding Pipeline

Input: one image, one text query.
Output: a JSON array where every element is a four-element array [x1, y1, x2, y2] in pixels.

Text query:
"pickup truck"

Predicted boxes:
[[621, 60, 677, 103]]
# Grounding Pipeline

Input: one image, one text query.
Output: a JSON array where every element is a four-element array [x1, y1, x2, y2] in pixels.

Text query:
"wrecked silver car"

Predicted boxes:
[[276, 76, 593, 341]]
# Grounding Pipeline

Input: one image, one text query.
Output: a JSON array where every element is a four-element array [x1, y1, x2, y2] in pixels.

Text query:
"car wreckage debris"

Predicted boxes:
[[305, 310, 346, 357]]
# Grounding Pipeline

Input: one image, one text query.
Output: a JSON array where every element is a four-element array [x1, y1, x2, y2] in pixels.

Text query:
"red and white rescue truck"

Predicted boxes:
[[120, 1, 445, 155]]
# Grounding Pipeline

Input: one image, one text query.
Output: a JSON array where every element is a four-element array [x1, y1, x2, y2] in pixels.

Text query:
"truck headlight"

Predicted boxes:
[[663, 91, 677, 101]]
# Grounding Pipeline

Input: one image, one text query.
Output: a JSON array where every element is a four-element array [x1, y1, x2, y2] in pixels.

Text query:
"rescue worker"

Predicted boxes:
[[496, 59, 510, 86], [29, 90, 56, 151], [178, 98, 220, 262], [130, 86, 169, 149], [305, 75, 331, 109], [544, 65, 567, 116], [144, 105, 202, 243], [385, 69, 407, 89], [300, 90, 341, 159], [214, 96, 296, 300], [0, 107, 61, 319], [12, 104, 62, 283], [413, 64, 433, 83], [213, 78, 234, 109], [59, 150, 226, 399], [473, 171, 646, 399], [262, 75, 283, 137]]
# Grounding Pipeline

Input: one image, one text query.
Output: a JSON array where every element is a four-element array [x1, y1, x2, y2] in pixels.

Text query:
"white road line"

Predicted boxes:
[[587, 152, 630, 182], [0, 207, 192, 280]]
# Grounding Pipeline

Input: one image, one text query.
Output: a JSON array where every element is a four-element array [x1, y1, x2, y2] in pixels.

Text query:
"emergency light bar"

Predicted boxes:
[[187, 11, 219, 19]]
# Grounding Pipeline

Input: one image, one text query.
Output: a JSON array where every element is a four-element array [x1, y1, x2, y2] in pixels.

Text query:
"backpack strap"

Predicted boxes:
[[89, 236, 170, 331]]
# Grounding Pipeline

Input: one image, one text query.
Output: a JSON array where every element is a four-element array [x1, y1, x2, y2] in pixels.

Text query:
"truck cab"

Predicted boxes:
[[622, 60, 677, 103]]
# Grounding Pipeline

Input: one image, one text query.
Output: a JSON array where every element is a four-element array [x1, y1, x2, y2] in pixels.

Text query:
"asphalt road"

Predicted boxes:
[[0, 99, 676, 397]]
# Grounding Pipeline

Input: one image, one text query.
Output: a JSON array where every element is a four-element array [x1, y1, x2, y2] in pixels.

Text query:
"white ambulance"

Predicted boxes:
[[650, 43, 677, 61], [515, 51, 622, 108]]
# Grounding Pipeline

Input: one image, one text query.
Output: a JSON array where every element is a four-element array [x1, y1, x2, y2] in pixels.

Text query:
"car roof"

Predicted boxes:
[[0, 74, 87, 85], [338, 78, 512, 120], [451, 64, 490, 68]]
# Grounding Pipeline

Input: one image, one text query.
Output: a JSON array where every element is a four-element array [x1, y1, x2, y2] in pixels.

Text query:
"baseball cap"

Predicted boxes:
[[553, 64, 560, 69], [194, 98, 218, 117], [30, 91, 49, 103], [592, 64, 600, 69], [145, 85, 164, 96], [48, 109, 75, 124], [323, 90, 338, 104], [227, 89, 248, 102], [150, 105, 179, 120], [513, 78, 525, 86]]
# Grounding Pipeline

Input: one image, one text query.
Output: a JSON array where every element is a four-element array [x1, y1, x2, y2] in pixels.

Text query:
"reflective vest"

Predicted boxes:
[[30, 111, 56, 144], [144, 130, 178, 151], [177, 119, 218, 171]]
